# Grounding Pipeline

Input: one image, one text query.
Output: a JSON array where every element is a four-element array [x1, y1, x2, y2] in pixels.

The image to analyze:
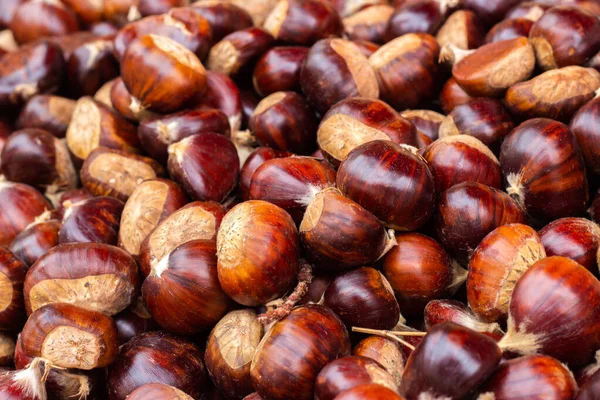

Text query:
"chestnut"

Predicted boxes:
[[66, 37, 120, 98], [329, 0, 387, 17], [300, 38, 379, 116], [142, 239, 232, 335], [0, 332, 14, 366], [0, 128, 77, 198], [240, 147, 292, 200], [216, 200, 299, 306], [21, 303, 118, 370], [539, 217, 600, 273], [315, 356, 398, 400], [167, 132, 239, 203], [317, 97, 418, 166], [226, 0, 280, 28], [0, 182, 52, 247], [571, 97, 600, 176], [138, 108, 231, 165], [477, 354, 578, 399], [485, 17, 534, 44], [138, 0, 188, 16], [139, 201, 226, 277], [435, 182, 525, 264], [53, 188, 93, 220], [59, 196, 124, 245], [109, 77, 158, 122], [122, 34, 207, 114], [194, 71, 243, 133], [300, 188, 396, 270], [384, 0, 456, 40], [436, 10, 484, 50], [400, 109, 444, 142], [334, 384, 404, 400], [352, 336, 405, 387], [16, 95, 76, 139], [61, 0, 104, 25], [0, 0, 24, 29], [252, 46, 309, 98], [343, 5, 394, 44], [578, 367, 600, 400], [190, 1, 254, 43], [424, 299, 503, 334], [127, 384, 194, 400], [24, 242, 140, 315], [0, 41, 65, 110], [353, 39, 380, 58], [250, 304, 350, 400], [0, 247, 27, 332], [297, 273, 333, 305], [66, 97, 140, 163], [95, 78, 116, 109], [205, 309, 264, 399], [500, 118, 589, 221], [119, 178, 188, 258], [505, 66, 600, 121], [505, 2, 550, 21], [52, 32, 97, 62], [439, 76, 475, 114], [263, 0, 343, 45], [81, 147, 165, 202], [461, 0, 522, 26], [499, 256, 600, 367], [207, 28, 274, 79], [438, 98, 514, 152], [423, 135, 502, 193], [467, 223, 546, 323], [10, 219, 61, 267], [249, 156, 336, 223], [107, 331, 207, 400], [338, 140, 435, 230], [368, 33, 440, 111], [382, 233, 467, 317], [530, 5, 600, 70], [103, 0, 138, 25], [0, 357, 49, 400], [249, 92, 318, 154], [9, 0, 79, 45]]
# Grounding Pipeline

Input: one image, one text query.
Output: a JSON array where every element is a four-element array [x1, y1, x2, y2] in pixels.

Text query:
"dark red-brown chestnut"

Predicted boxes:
[[59, 196, 124, 245], [424, 299, 503, 334], [352, 336, 405, 387], [0, 182, 51, 247], [570, 97, 600, 176], [16, 95, 75, 139], [10, 219, 60, 267], [113, 297, 159, 346], [0, 247, 27, 332], [252, 46, 309, 97], [240, 147, 292, 200]]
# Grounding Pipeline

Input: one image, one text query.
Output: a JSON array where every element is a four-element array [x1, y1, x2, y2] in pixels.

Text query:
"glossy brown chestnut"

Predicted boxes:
[[240, 147, 292, 200], [207, 28, 274, 79], [343, 5, 394, 44], [21, 303, 118, 370], [119, 178, 188, 258], [500, 118, 589, 221], [439, 77, 475, 114], [300, 188, 396, 270], [300, 38, 379, 116], [138, 0, 188, 16], [167, 132, 239, 203], [467, 223, 546, 323], [499, 256, 600, 366], [329, 0, 387, 17], [369, 33, 440, 111], [508, 65, 600, 121], [113, 297, 158, 346], [462, 0, 522, 25], [570, 97, 600, 176], [217, 200, 299, 306], [24, 242, 139, 315], [297, 273, 333, 305], [401, 322, 502, 399], [194, 71, 243, 133], [424, 299, 503, 334], [435, 182, 525, 264], [10, 219, 60, 267], [0, 182, 52, 247], [485, 18, 534, 43], [317, 97, 417, 166], [315, 356, 398, 400], [9, 0, 79, 45], [400, 110, 444, 142], [384, 0, 454, 40], [205, 309, 264, 400], [477, 354, 578, 399], [250, 304, 350, 400], [249, 92, 318, 155], [53, 188, 93, 220], [0, 247, 27, 332], [352, 336, 405, 387], [438, 98, 514, 152], [109, 78, 157, 122], [122, 34, 207, 114], [81, 147, 165, 202], [505, 2, 550, 21], [436, 10, 484, 50], [252, 46, 309, 98], [142, 240, 232, 335], [249, 156, 336, 222], [334, 384, 404, 400], [128, 384, 193, 400], [383, 233, 467, 316], [16, 95, 75, 139], [0, 41, 65, 110], [263, 0, 343, 45], [66, 37, 120, 98], [138, 108, 230, 164], [578, 367, 600, 400], [66, 97, 140, 163], [190, 1, 254, 43], [59, 196, 124, 245], [61, 0, 104, 25], [107, 331, 207, 400]]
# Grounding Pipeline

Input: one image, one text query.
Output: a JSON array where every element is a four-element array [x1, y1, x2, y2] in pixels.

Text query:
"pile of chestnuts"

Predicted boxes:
[[1, 0, 600, 399]]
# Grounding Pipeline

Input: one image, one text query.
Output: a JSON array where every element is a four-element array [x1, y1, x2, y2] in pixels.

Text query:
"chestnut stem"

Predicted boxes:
[[439, 44, 474, 65], [352, 327, 427, 337], [257, 261, 314, 325]]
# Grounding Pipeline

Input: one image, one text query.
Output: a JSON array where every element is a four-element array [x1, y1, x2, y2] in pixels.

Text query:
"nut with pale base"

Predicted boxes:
[[190, 1, 253, 43], [436, 10, 483, 50], [343, 5, 394, 44], [384, 0, 460, 40], [352, 336, 405, 388], [9, 0, 78, 45], [59, 196, 124, 245], [0, 247, 28, 332], [16, 95, 76, 138], [424, 299, 503, 335]]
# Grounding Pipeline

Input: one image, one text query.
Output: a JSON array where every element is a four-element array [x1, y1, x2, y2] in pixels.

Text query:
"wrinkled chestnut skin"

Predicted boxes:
[[440, 77, 475, 114], [250, 304, 351, 400], [249, 157, 336, 223], [253, 47, 309, 98], [439, 98, 514, 152], [500, 256, 600, 367], [16, 95, 75, 138], [191, 2, 254, 43], [435, 182, 525, 264], [530, 5, 600, 70], [570, 97, 600, 176], [334, 384, 404, 400], [462, 0, 522, 25], [9, 0, 79, 45], [485, 18, 534, 43], [249, 92, 318, 155], [0, 247, 28, 332], [66, 38, 120, 98], [10, 220, 61, 267], [0, 182, 51, 247], [337, 140, 435, 230], [114, 298, 159, 346], [384, 0, 448, 40], [0, 41, 65, 110], [240, 148, 292, 200], [383, 233, 465, 317], [324, 267, 400, 329], [401, 322, 502, 399], [59, 196, 124, 245], [477, 355, 578, 399], [107, 332, 207, 400], [138, 108, 231, 165], [500, 118, 589, 221]]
